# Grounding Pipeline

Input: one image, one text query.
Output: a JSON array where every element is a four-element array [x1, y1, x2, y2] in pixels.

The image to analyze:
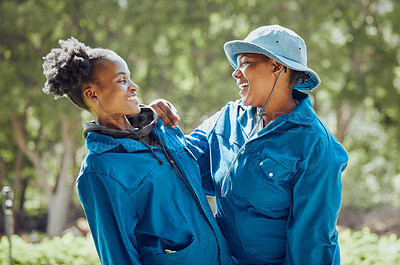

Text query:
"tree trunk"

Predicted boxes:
[[0, 154, 6, 186], [14, 178, 28, 233], [12, 150, 23, 209], [336, 105, 355, 143], [10, 114, 80, 236], [10, 114, 52, 200], [12, 150, 25, 233], [46, 118, 79, 236]]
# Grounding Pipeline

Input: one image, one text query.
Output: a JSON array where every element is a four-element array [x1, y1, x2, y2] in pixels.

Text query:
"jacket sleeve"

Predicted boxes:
[[286, 143, 348, 265], [185, 110, 222, 196], [77, 172, 141, 265]]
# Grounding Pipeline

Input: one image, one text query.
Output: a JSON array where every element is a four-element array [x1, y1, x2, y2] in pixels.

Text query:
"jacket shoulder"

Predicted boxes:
[[304, 117, 349, 163], [79, 149, 158, 190]]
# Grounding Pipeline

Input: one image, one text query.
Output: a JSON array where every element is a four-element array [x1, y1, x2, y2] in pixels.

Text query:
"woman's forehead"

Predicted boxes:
[[98, 56, 129, 72], [236, 53, 269, 62]]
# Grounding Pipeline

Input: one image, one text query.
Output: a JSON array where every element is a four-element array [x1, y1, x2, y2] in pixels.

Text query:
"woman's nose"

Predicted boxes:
[[128, 80, 139, 91], [232, 68, 242, 79]]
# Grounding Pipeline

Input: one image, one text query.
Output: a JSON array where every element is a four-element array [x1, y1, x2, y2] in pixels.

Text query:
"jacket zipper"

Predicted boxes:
[[154, 127, 204, 213], [169, 156, 203, 211], [155, 127, 226, 264]]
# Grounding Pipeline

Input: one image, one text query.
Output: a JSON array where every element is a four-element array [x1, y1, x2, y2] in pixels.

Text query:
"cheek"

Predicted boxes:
[[101, 91, 124, 108]]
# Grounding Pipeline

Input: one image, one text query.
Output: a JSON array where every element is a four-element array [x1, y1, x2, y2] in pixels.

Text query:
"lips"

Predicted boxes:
[[238, 82, 249, 90], [126, 94, 137, 101]]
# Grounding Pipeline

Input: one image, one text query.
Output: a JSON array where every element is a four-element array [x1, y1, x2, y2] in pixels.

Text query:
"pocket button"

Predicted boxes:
[[268, 172, 274, 178]]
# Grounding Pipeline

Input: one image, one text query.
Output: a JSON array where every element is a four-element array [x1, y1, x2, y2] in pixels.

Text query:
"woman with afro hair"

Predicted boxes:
[[42, 37, 233, 265]]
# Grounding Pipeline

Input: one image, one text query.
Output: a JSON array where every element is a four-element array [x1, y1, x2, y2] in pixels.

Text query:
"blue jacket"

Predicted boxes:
[[186, 91, 349, 265], [77, 119, 233, 265]]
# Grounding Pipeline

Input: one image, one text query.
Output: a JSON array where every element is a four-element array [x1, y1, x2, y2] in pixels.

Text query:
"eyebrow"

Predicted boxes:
[[237, 54, 251, 61], [115, 71, 130, 77]]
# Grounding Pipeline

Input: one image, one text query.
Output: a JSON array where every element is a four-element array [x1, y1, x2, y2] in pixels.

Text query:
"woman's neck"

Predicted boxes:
[[261, 96, 297, 127]]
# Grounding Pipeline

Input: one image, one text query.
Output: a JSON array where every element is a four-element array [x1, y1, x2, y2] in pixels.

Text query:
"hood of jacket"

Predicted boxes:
[[82, 105, 158, 140]]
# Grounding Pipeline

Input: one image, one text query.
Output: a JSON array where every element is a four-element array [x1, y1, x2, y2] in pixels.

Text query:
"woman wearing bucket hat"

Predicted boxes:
[[151, 25, 349, 264]]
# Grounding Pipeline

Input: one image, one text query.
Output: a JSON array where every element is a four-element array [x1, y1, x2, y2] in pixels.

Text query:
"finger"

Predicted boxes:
[[149, 99, 180, 127], [149, 102, 175, 127], [166, 102, 180, 122], [157, 102, 179, 127]]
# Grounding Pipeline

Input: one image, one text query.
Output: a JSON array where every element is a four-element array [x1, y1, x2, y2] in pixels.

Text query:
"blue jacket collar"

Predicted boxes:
[[237, 90, 316, 136], [286, 90, 316, 126], [85, 120, 186, 155], [237, 104, 256, 138], [85, 131, 153, 154]]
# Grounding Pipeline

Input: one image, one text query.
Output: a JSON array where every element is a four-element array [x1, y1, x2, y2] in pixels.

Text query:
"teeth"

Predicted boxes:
[[127, 95, 136, 101], [239, 83, 249, 89]]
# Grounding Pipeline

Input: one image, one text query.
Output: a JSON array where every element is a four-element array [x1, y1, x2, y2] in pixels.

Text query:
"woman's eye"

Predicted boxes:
[[118, 78, 126, 84]]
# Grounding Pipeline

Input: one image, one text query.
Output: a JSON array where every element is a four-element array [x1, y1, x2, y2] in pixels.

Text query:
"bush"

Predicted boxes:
[[1, 229, 399, 264], [0, 233, 100, 265], [340, 228, 400, 264]]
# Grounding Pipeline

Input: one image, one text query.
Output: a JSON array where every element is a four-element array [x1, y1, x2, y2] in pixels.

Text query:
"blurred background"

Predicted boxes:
[[0, 0, 399, 263]]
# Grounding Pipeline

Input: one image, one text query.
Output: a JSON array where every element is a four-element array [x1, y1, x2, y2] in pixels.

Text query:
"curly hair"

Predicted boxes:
[[42, 37, 117, 110], [288, 69, 311, 89], [264, 56, 311, 90]]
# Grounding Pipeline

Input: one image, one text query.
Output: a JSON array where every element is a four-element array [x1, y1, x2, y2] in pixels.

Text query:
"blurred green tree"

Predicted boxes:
[[0, 0, 399, 236]]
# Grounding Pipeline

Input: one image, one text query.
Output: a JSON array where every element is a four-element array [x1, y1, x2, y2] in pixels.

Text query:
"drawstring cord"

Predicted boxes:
[[129, 125, 178, 169], [129, 130, 164, 164], [132, 125, 207, 217], [130, 125, 185, 178], [154, 126, 175, 166], [220, 67, 283, 197], [154, 126, 206, 212]]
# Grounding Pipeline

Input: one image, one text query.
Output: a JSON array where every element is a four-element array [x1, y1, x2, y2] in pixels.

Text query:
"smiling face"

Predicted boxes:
[[232, 53, 276, 108], [83, 55, 140, 129], [95, 58, 140, 114]]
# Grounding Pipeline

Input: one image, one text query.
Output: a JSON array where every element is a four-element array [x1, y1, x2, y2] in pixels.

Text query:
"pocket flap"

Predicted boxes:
[[259, 156, 297, 181]]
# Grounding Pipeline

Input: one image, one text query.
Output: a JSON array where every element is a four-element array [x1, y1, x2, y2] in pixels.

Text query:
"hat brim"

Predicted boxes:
[[224, 40, 321, 91]]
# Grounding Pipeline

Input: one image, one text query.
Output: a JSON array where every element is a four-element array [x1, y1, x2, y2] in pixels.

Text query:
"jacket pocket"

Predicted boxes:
[[237, 215, 287, 263], [151, 237, 197, 265], [249, 156, 295, 209]]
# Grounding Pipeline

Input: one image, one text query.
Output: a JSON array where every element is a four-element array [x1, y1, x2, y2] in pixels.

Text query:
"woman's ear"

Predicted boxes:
[[271, 60, 284, 74], [82, 84, 98, 106]]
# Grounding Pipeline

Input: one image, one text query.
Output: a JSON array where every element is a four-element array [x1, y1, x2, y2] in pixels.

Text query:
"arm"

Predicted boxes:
[[185, 111, 222, 196], [185, 127, 213, 195], [77, 172, 141, 265], [286, 143, 348, 265]]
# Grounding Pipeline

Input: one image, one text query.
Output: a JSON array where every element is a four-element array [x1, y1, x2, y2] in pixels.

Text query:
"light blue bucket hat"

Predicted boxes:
[[223, 25, 320, 91]]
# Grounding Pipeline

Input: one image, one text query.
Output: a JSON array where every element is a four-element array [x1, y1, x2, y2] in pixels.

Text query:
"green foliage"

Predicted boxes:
[[0, 234, 100, 265], [341, 110, 400, 209], [340, 228, 400, 265], [1, 0, 400, 234], [1, 230, 399, 264]]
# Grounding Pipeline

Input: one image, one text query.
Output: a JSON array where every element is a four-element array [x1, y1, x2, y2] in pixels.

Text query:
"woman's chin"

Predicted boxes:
[[239, 90, 250, 105], [126, 106, 141, 115], [241, 97, 250, 106]]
